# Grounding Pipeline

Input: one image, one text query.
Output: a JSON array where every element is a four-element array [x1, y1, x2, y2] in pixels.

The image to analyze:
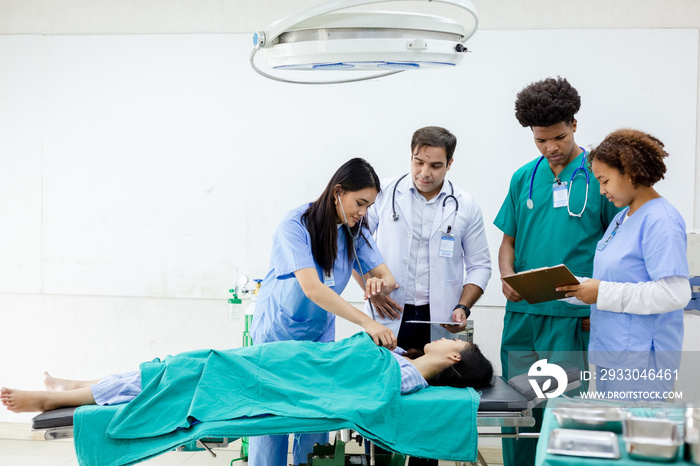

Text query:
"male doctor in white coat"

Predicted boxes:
[[358, 126, 492, 353]]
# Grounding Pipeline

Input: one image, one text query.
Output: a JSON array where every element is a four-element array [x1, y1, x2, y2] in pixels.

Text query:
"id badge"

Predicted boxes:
[[597, 232, 616, 251], [597, 223, 620, 251], [323, 270, 335, 287], [552, 181, 568, 208], [439, 234, 455, 258]]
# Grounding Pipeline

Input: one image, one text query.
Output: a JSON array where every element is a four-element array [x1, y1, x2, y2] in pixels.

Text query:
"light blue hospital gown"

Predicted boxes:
[[91, 371, 142, 406], [391, 347, 429, 394], [251, 203, 384, 344], [589, 198, 688, 397]]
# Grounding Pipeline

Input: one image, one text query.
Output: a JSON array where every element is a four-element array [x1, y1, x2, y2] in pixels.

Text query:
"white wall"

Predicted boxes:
[[1, 0, 700, 424], [2, 30, 695, 302]]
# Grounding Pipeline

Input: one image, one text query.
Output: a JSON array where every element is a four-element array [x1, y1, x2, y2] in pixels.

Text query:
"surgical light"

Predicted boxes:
[[250, 0, 479, 84]]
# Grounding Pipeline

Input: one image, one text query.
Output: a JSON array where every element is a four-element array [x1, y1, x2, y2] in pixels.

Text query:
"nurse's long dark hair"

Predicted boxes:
[[302, 158, 381, 276]]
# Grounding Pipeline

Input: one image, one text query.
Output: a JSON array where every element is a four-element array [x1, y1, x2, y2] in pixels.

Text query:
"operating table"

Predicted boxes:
[[30, 361, 581, 466]]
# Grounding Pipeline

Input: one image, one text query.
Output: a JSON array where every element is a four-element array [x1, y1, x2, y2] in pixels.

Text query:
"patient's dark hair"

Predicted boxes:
[[430, 343, 493, 389]]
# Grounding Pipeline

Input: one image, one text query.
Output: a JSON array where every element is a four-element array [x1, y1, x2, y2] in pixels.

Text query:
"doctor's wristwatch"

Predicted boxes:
[[453, 304, 471, 319]]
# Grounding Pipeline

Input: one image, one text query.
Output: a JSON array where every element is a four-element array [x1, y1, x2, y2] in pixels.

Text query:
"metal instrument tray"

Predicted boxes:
[[553, 405, 630, 432], [547, 428, 621, 459], [623, 417, 682, 462]]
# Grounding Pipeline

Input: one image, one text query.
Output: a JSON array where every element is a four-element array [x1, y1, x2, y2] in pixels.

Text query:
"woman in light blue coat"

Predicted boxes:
[[250, 157, 398, 466], [559, 129, 691, 399]]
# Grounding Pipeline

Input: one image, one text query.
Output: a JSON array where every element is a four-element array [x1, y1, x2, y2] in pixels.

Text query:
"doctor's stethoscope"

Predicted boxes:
[[390, 173, 459, 234], [527, 148, 590, 218]]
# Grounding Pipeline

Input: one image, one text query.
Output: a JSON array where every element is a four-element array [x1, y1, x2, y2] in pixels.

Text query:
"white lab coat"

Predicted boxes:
[[365, 175, 492, 340]]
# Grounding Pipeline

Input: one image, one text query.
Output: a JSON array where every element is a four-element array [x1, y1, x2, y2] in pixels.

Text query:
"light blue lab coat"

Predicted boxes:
[[589, 198, 688, 394], [249, 203, 385, 466], [251, 202, 384, 344]]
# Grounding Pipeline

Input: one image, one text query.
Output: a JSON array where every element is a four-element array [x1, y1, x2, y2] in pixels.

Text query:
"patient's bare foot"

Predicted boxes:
[[1, 387, 55, 413], [43, 372, 89, 391]]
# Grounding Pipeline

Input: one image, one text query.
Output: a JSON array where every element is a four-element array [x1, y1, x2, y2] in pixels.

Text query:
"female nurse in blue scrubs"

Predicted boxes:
[[250, 157, 398, 466], [559, 129, 691, 399]]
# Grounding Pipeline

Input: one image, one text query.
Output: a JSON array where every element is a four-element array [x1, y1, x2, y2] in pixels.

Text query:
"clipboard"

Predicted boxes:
[[502, 264, 579, 304]]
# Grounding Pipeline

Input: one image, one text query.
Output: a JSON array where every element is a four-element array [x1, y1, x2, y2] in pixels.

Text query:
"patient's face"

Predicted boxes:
[[424, 338, 470, 356]]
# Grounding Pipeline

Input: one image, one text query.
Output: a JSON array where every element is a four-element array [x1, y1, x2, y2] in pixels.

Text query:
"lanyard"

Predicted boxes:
[[527, 149, 590, 216], [597, 209, 628, 251]]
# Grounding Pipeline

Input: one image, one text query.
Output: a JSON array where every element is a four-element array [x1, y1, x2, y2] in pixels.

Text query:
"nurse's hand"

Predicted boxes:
[[557, 279, 600, 305], [363, 320, 397, 350], [369, 293, 403, 320], [501, 278, 523, 302], [364, 277, 394, 299], [441, 308, 468, 333]]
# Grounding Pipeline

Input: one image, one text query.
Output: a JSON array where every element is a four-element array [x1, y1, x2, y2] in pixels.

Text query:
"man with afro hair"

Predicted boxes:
[[493, 77, 621, 466]]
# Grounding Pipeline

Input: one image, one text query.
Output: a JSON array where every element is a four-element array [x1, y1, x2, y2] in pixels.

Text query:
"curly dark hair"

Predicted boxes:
[[588, 129, 668, 187], [514, 77, 581, 127]]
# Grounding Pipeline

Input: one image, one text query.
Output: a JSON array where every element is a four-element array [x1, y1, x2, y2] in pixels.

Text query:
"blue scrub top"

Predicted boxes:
[[252, 203, 384, 344], [589, 198, 688, 368]]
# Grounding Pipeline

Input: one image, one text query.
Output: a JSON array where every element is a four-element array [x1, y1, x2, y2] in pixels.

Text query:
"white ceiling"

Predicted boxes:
[[0, 0, 699, 35]]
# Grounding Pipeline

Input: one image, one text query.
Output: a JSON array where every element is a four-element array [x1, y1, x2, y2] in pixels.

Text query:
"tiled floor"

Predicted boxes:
[[0, 423, 504, 466]]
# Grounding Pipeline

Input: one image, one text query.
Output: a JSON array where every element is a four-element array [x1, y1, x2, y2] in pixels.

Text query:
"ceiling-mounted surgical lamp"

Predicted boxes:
[[250, 0, 479, 84]]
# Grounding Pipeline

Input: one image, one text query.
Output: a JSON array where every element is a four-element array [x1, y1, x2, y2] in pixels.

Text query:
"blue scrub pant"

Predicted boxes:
[[249, 432, 328, 466], [594, 349, 679, 400], [500, 312, 589, 466]]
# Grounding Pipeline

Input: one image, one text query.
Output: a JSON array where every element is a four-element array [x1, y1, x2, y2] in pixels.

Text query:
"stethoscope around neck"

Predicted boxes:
[[527, 148, 590, 218], [391, 173, 459, 234]]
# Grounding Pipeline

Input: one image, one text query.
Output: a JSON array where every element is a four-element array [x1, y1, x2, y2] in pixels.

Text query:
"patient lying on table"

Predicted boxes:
[[2, 335, 492, 414]]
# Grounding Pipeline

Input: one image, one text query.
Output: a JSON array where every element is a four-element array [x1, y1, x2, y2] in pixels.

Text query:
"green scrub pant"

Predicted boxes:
[[500, 312, 590, 466]]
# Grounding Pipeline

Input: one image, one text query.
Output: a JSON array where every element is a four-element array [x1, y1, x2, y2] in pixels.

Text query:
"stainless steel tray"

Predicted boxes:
[[553, 406, 630, 432], [547, 428, 621, 459], [623, 417, 682, 462]]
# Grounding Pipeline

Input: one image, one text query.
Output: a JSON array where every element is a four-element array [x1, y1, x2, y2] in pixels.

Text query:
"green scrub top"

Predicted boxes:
[[494, 151, 620, 317]]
